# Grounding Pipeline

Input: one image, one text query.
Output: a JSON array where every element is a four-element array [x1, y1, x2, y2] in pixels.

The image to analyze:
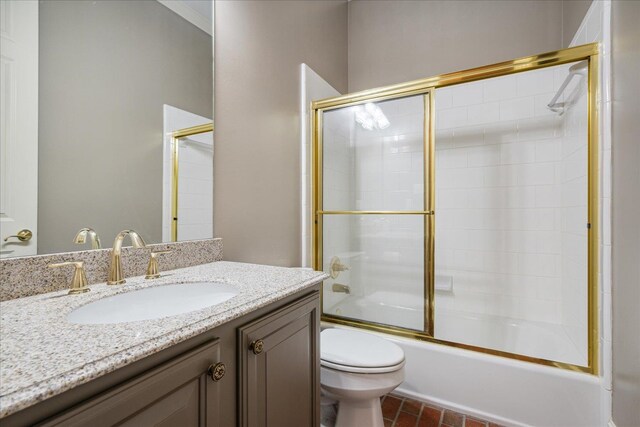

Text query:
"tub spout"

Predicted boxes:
[[332, 283, 351, 294]]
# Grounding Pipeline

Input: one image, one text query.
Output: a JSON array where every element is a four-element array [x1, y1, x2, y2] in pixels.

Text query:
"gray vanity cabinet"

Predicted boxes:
[[3, 288, 321, 427], [39, 340, 222, 427], [238, 292, 320, 427]]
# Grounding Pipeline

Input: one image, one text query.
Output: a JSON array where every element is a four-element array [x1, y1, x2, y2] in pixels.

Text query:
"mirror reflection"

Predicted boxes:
[[0, 0, 213, 258]]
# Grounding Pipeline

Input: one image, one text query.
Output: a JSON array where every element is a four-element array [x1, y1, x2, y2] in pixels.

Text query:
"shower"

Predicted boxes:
[[312, 43, 599, 373]]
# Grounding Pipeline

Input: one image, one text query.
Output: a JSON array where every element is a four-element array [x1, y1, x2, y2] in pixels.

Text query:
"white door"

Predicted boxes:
[[0, 0, 38, 258]]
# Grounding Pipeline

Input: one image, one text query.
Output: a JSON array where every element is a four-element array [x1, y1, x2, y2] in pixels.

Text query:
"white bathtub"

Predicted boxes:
[[328, 291, 586, 365], [323, 294, 603, 426]]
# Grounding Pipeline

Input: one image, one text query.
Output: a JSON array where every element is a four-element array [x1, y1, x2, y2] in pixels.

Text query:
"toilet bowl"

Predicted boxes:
[[320, 328, 405, 427]]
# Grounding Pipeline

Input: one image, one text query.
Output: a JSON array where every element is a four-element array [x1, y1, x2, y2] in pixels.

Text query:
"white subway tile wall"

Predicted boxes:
[[176, 134, 214, 241], [434, 62, 589, 365]]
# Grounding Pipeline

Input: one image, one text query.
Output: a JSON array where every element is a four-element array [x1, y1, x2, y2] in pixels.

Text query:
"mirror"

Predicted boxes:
[[0, 0, 213, 258]]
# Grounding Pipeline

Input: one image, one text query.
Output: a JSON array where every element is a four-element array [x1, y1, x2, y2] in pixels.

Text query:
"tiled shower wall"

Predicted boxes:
[[176, 133, 214, 241], [433, 65, 587, 334], [323, 80, 590, 344]]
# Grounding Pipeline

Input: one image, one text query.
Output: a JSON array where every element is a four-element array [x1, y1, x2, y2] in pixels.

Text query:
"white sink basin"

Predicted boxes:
[[67, 282, 238, 325]]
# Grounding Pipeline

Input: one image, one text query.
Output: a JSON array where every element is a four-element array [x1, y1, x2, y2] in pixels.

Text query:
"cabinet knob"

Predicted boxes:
[[250, 339, 264, 355], [208, 362, 226, 382]]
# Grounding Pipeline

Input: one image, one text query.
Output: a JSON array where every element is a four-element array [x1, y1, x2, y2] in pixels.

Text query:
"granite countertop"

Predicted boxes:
[[0, 261, 328, 418]]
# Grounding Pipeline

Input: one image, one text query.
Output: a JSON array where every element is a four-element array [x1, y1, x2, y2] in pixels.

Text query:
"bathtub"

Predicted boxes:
[[323, 293, 602, 426], [328, 291, 586, 365]]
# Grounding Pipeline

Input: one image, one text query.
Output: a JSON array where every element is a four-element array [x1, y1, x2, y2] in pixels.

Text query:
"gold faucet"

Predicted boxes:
[[49, 261, 90, 294], [107, 230, 146, 285], [145, 250, 172, 279], [73, 227, 102, 249]]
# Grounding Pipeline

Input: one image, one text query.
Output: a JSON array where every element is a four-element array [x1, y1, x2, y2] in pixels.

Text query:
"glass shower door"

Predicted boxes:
[[317, 93, 432, 334], [313, 45, 599, 373], [432, 62, 591, 366]]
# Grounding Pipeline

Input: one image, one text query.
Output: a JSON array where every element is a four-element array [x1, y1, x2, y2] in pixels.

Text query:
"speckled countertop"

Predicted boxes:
[[0, 261, 328, 418]]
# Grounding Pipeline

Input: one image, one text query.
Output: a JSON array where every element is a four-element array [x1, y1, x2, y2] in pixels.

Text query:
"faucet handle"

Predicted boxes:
[[49, 261, 90, 295], [145, 250, 172, 279], [329, 256, 350, 279]]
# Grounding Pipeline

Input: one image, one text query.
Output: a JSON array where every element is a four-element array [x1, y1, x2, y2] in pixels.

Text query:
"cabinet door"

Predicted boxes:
[[238, 292, 320, 427], [40, 340, 224, 427]]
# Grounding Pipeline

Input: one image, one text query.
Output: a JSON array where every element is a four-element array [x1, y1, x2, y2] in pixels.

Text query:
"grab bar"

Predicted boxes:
[[547, 61, 587, 115]]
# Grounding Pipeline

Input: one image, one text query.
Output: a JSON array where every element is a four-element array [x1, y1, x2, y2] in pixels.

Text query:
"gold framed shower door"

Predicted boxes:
[[171, 123, 214, 242], [312, 43, 599, 374]]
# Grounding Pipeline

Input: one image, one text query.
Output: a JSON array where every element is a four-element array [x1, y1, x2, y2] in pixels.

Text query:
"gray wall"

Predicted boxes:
[[38, 0, 212, 254], [214, 0, 570, 267], [213, 0, 348, 266], [611, 1, 640, 425], [561, 0, 593, 46], [347, 0, 563, 91]]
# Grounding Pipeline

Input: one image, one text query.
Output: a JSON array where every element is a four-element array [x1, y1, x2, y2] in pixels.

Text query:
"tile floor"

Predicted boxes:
[[321, 393, 503, 427], [380, 394, 502, 427]]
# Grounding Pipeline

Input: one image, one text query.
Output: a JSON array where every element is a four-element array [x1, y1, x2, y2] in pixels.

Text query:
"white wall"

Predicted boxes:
[[300, 64, 340, 268]]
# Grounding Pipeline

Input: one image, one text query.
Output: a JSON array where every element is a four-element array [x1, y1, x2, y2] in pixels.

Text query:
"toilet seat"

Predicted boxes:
[[320, 328, 405, 374], [321, 358, 405, 374]]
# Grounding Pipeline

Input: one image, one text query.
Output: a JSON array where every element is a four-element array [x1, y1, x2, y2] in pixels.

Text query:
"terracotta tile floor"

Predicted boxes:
[[320, 393, 503, 427], [380, 394, 503, 427]]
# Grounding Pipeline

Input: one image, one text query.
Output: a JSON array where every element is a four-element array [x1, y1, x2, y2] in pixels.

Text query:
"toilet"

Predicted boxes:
[[320, 328, 406, 427]]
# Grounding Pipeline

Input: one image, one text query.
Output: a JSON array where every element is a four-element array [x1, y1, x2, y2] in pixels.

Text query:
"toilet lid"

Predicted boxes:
[[320, 328, 405, 373]]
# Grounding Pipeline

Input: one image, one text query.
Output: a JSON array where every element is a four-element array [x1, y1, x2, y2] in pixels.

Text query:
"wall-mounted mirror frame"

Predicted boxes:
[[0, 0, 214, 258]]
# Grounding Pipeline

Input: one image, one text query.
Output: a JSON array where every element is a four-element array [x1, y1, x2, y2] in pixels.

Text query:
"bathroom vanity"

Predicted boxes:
[[0, 261, 327, 427]]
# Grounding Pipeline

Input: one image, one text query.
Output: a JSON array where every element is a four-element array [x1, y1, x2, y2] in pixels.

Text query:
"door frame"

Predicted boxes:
[[0, 0, 39, 258]]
